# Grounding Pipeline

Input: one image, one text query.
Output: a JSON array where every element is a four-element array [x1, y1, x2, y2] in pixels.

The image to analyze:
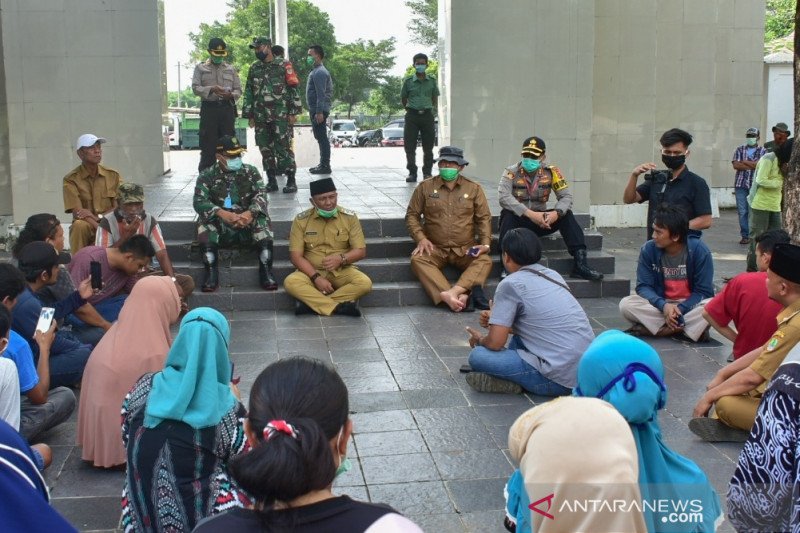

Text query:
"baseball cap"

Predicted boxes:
[[17, 242, 70, 277], [216, 135, 245, 156], [772, 122, 791, 134], [207, 37, 228, 56], [745, 127, 759, 137], [118, 183, 145, 204], [521, 136, 545, 157], [76, 133, 106, 151], [249, 36, 272, 49]]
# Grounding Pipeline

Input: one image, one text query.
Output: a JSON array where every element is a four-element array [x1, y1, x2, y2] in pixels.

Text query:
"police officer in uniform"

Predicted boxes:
[[192, 38, 242, 173], [284, 178, 372, 316], [242, 36, 302, 194], [406, 146, 493, 312], [498, 136, 603, 281], [192, 135, 277, 292]]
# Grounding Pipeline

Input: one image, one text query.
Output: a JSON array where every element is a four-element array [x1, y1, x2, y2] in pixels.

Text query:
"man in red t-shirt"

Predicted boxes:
[[703, 229, 789, 360]]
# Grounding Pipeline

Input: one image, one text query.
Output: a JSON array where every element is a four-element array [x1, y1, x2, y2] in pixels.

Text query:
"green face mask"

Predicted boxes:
[[306, 55, 315, 67], [439, 168, 459, 181], [211, 56, 224, 65], [317, 206, 339, 218]]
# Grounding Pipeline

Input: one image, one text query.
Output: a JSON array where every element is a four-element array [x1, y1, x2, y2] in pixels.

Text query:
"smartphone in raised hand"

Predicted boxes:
[[90, 261, 102, 291], [36, 307, 55, 334]]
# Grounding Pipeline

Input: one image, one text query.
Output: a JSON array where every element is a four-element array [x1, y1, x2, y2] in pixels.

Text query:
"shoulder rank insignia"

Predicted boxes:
[[297, 207, 314, 219], [504, 170, 516, 180], [338, 206, 356, 216]]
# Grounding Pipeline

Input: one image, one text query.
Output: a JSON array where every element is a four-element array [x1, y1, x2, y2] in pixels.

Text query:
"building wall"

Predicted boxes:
[[765, 61, 794, 134], [441, 0, 766, 226], [0, 0, 168, 223]]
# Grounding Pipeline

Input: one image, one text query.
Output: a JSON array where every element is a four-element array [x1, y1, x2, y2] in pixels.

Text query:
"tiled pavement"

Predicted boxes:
[[43, 151, 752, 531]]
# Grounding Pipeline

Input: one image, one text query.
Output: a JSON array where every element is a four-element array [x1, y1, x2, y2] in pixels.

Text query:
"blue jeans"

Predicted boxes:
[[310, 111, 330, 166], [468, 336, 572, 396], [734, 187, 750, 238], [64, 294, 127, 327]]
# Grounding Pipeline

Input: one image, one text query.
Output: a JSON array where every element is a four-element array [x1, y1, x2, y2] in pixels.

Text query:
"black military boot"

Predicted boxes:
[[201, 244, 219, 292], [265, 169, 279, 192], [283, 170, 298, 193], [571, 248, 604, 281], [257, 239, 278, 291]]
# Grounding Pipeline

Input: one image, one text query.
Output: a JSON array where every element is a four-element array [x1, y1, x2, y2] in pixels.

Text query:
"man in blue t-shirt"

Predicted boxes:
[[0, 263, 76, 441]]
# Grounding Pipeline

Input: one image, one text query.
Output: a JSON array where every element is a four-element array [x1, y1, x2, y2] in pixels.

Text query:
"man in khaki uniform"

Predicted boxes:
[[284, 178, 372, 316], [690, 242, 800, 442], [406, 146, 493, 312], [63, 134, 122, 252]]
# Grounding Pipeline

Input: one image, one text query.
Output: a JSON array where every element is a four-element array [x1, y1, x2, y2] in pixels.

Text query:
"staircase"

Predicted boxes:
[[160, 213, 630, 311]]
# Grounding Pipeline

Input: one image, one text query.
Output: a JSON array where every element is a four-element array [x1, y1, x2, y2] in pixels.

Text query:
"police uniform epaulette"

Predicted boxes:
[[296, 207, 315, 219], [504, 165, 518, 179], [338, 206, 356, 216]]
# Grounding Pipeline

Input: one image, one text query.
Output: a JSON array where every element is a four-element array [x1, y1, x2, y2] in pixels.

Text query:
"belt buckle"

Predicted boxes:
[[417, 109, 425, 115]]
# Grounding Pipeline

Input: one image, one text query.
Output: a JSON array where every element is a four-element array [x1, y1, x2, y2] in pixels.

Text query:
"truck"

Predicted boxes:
[[168, 112, 249, 150]]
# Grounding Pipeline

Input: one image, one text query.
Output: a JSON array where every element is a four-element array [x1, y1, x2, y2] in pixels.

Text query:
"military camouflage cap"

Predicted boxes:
[[249, 36, 272, 49], [118, 182, 145, 204], [216, 135, 246, 156]]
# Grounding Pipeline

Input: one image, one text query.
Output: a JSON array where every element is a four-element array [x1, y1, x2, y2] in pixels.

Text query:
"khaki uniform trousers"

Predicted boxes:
[[69, 219, 97, 252], [284, 267, 372, 316], [620, 294, 711, 342], [713, 394, 760, 431], [410, 247, 492, 305]]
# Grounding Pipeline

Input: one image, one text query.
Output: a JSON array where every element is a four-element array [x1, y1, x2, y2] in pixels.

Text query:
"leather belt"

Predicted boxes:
[[201, 100, 233, 108], [406, 108, 432, 115]]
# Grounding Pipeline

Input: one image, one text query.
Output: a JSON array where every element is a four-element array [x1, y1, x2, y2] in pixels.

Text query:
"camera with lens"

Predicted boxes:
[[644, 170, 669, 184]]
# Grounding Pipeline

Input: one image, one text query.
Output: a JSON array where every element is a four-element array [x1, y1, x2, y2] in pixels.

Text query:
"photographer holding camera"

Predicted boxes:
[[623, 128, 712, 242]]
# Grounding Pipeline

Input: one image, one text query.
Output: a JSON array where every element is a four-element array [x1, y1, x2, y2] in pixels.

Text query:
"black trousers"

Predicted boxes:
[[198, 102, 236, 172], [404, 109, 435, 177], [498, 208, 586, 255], [310, 111, 330, 166]]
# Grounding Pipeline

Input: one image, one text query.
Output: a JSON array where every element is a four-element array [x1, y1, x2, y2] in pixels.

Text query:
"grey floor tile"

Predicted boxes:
[[474, 404, 538, 427], [461, 510, 508, 533], [382, 346, 438, 360], [446, 478, 508, 513], [333, 485, 368, 501], [411, 513, 466, 533], [420, 424, 497, 452], [52, 496, 122, 531], [335, 361, 393, 378], [354, 429, 428, 457], [387, 358, 449, 375], [412, 407, 481, 429], [369, 481, 455, 515], [330, 348, 386, 363], [352, 409, 417, 433], [402, 388, 468, 408], [324, 325, 375, 339], [327, 336, 380, 352], [274, 327, 324, 340], [396, 373, 460, 391], [349, 391, 408, 413], [342, 374, 399, 394], [361, 452, 438, 484], [277, 337, 328, 354], [433, 449, 514, 481], [50, 449, 126, 498]]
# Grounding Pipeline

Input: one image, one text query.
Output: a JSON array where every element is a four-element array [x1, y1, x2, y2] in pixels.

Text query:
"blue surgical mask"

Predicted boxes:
[[226, 157, 243, 172], [415, 64, 427, 74], [520, 158, 541, 173]]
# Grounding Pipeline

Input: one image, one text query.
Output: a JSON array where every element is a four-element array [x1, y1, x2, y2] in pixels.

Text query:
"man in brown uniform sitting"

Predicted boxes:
[[406, 146, 493, 312], [63, 134, 122, 252]]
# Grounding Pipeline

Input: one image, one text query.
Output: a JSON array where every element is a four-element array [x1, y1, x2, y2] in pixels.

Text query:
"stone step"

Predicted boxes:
[[188, 277, 631, 312], [165, 231, 605, 263], [157, 213, 593, 241], [172, 250, 616, 286]]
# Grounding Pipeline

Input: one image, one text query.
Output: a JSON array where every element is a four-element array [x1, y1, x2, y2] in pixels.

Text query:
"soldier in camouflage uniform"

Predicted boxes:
[[193, 135, 277, 292], [498, 136, 603, 281], [242, 36, 302, 194]]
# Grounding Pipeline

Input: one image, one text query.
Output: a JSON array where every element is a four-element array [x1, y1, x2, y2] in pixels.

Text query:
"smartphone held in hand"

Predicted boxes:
[[90, 261, 102, 291], [36, 307, 55, 333], [468, 246, 482, 257]]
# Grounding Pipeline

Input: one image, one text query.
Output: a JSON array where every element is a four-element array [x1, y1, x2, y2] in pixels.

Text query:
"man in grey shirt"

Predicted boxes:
[[465, 228, 594, 395], [306, 44, 333, 175]]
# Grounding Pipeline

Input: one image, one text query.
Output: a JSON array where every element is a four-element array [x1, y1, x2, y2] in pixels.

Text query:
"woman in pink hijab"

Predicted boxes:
[[77, 276, 182, 468]]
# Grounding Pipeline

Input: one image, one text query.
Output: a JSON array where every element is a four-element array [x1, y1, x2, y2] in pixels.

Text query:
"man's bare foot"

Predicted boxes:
[[31, 443, 52, 470], [440, 290, 465, 312], [457, 293, 469, 309]]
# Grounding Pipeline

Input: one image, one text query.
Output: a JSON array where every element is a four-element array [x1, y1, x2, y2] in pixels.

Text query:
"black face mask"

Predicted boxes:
[[661, 154, 685, 170], [255, 51, 268, 61]]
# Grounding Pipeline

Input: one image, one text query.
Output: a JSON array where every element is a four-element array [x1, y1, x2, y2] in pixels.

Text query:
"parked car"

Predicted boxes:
[[380, 126, 404, 147], [330, 119, 359, 145], [357, 128, 383, 147]]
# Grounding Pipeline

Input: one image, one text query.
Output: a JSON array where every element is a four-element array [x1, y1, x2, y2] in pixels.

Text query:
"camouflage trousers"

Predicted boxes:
[[256, 120, 296, 173], [197, 213, 273, 246]]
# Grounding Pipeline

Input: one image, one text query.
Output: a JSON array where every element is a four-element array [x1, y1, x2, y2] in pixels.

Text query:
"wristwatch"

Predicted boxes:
[[310, 273, 321, 282]]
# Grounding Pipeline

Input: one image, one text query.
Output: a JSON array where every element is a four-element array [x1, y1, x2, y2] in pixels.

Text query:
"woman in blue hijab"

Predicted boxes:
[[575, 330, 722, 532], [120, 308, 249, 532]]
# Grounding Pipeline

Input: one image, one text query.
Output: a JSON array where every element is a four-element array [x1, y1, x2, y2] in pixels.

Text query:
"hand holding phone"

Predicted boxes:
[[468, 246, 483, 257], [90, 261, 103, 291], [230, 361, 240, 385], [36, 307, 55, 334]]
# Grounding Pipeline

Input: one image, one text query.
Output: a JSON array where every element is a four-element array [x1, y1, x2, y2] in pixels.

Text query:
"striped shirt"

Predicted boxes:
[[732, 144, 767, 189], [95, 211, 165, 252]]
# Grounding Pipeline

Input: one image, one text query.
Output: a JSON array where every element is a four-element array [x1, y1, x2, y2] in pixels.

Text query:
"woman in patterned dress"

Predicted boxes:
[[120, 308, 249, 532]]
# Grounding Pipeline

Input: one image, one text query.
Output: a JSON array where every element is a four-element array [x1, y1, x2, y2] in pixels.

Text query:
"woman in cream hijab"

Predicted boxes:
[[505, 396, 647, 533]]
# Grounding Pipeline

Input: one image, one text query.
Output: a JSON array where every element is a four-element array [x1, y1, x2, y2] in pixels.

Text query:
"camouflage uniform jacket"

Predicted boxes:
[[242, 58, 302, 122], [498, 162, 574, 217], [193, 162, 269, 223]]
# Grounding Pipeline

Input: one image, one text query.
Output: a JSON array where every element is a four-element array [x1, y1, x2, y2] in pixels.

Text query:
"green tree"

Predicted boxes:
[[406, 0, 437, 53], [329, 38, 396, 118], [167, 88, 201, 109], [363, 75, 404, 120], [402, 58, 439, 79], [765, 0, 796, 42]]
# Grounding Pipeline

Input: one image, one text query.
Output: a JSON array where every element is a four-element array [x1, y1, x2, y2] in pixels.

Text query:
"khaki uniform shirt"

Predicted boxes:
[[191, 60, 242, 102], [63, 163, 122, 215], [750, 299, 800, 396], [405, 175, 492, 252], [289, 207, 366, 276]]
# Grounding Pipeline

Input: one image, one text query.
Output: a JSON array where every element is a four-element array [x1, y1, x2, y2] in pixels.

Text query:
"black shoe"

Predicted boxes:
[[309, 165, 321, 172], [310, 165, 331, 174], [405, 174, 418, 183], [333, 301, 362, 317], [471, 286, 490, 310], [283, 170, 298, 193], [688, 418, 749, 442], [257, 240, 278, 291], [295, 301, 316, 315], [459, 364, 473, 374], [571, 248, 604, 281], [201, 245, 219, 292], [265, 169, 279, 192]]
